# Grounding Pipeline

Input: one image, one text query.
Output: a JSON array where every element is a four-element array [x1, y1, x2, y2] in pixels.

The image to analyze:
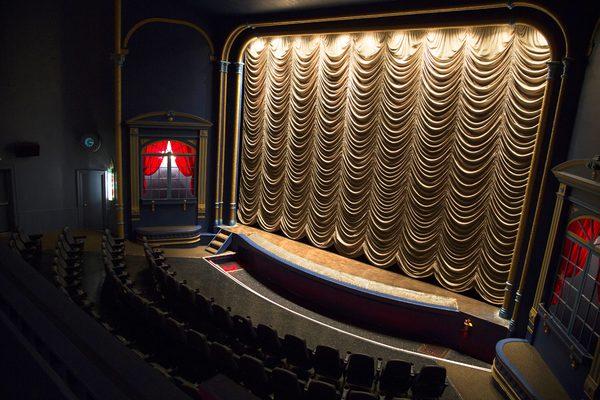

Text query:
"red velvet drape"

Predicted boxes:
[[552, 218, 600, 305], [171, 141, 196, 194], [142, 140, 168, 190]]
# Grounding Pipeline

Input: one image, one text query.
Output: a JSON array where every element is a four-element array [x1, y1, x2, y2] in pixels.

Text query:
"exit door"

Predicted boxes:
[[76, 170, 106, 231]]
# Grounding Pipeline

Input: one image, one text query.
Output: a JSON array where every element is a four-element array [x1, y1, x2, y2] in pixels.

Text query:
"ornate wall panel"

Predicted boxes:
[[238, 25, 550, 303]]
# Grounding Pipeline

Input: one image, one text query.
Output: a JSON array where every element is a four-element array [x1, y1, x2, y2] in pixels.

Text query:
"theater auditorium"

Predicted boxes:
[[0, 1, 599, 399]]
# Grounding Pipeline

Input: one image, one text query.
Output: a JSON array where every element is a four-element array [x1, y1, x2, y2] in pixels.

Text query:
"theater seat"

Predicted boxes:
[[283, 334, 312, 376], [211, 304, 234, 342], [313, 345, 343, 385], [411, 365, 447, 399], [306, 379, 338, 400], [346, 390, 378, 400], [187, 329, 210, 361], [345, 353, 375, 391], [232, 315, 258, 352], [378, 359, 413, 397], [239, 354, 271, 398], [209, 342, 239, 380], [271, 367, 303, 400], [257, 324, 284, 368]]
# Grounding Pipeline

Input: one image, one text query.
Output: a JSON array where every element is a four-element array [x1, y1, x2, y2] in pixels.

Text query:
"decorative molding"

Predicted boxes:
[[219, 60, 230, 74], [110, 52, 127, 67], [197, 131, 208, 220], [532, 183, 568, 309], [562, 57, 573, 79], [126, 111, 212, 128], [233, 62, 245, 74], [546, 60, 562, 81], [129, 127, 140, 221], [123, 18, 215, 60]]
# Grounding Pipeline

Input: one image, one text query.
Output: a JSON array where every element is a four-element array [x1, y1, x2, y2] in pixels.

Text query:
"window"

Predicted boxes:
[[549, 214, 600, 355], [141, 139, 197, 200]]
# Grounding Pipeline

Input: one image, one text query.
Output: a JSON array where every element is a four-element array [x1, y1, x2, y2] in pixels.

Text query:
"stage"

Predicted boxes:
[[224, 225, 507, 327], [219, 225, 508, 362]]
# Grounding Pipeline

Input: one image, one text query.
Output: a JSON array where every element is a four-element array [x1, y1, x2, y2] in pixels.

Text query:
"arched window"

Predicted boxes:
[[141, 139, 197, 200], [549, 216, 600, 355]]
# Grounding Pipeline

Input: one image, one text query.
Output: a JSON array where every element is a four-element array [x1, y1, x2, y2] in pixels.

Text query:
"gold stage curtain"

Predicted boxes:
[[238, 25, 550, 304]]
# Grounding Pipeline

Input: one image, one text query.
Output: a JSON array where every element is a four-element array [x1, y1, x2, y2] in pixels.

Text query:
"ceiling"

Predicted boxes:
[[190, 0, 398, 16]]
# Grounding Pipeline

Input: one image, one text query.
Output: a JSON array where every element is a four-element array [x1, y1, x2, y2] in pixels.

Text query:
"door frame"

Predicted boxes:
[[0, 166, 18, 233], [76, 169, 107, 230]]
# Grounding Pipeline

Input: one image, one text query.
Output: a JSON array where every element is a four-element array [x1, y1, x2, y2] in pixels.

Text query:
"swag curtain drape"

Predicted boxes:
[[142, 140, 169, 190], [171, 141, 197, 193], [238, 25, 551, 304]]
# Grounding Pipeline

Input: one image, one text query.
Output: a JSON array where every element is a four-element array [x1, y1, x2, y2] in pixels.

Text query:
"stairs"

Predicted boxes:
[[205, 230, 232, 255]]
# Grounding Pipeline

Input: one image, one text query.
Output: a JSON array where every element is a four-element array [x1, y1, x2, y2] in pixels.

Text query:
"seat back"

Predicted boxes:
[[187, 329, 210, 360], [283, 334, 311, 369], [345, 353, 375, 390], [194, 292, 213, 320], [239, 355, 270, 397], [378, 359, 412, 396], [412, 365, 447, 399], [306, 380, 338, 400], [346, 390, 377, 400], [233, 315, 257, 346], [314, 345, 342, 380], [211, 304, 233, 333], [165, 317, 187, 345], [272, 367, 302, 400], [257, 324, 282, 358], [209, 342, 239, 379]]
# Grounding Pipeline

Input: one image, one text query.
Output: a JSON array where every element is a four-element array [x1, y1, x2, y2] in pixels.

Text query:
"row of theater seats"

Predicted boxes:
[[101, 230, 202, 397], [135, 236, 448, 400], [51, 227, 94, 311], [8, 228, 43, 266]]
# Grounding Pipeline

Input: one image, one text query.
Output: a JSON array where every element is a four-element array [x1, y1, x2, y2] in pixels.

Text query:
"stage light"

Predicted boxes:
[[358, 34, 380, 56], [271, 37, 286, 57], [249, 38, 266, 53]]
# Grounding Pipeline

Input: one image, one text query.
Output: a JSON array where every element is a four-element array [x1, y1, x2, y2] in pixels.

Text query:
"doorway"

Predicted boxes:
[[0, 169, 16, 233], [76, 169, 106, 231]]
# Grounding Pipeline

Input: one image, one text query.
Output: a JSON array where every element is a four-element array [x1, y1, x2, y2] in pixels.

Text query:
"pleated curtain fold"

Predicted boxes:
[[238, 25, 550, 304]]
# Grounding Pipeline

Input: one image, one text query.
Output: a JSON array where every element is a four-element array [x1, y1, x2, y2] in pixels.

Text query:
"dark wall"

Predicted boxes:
[[0, 0, 114, 233], [569, 28, 600, 160], [124, 23, 213, 119]]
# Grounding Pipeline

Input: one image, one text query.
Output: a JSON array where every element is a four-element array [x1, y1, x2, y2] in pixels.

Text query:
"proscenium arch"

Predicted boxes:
[[123, 18, 215, 61], [214, 3, 572, 315]]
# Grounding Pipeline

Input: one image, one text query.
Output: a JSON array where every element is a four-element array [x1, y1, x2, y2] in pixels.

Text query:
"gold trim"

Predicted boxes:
[[228, 62, 245, 225], [501, 59, 561, 312], [140, 235, 202, 246], [114, 0, 125, 237], [126, 111, 212, 126], [129, 127, 140, 220], [491, 360, 521, 400], [532, 183, 568, 309], [123, 18, 215, 60], [215, 63, 228, 226], [198, 131, 208, 220]]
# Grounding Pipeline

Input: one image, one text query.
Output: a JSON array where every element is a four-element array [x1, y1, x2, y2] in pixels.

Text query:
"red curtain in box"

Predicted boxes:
[[142, 140, 168, 190], [171, 140, 196, 194], [552, 217, 600, 305]]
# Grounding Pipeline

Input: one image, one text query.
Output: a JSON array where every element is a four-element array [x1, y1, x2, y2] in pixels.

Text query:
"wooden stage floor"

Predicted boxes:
[[225, 224, 508, 328]]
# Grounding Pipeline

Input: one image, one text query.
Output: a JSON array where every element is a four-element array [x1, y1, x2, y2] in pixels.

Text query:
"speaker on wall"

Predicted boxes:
[[14, 142, 40, 157]]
